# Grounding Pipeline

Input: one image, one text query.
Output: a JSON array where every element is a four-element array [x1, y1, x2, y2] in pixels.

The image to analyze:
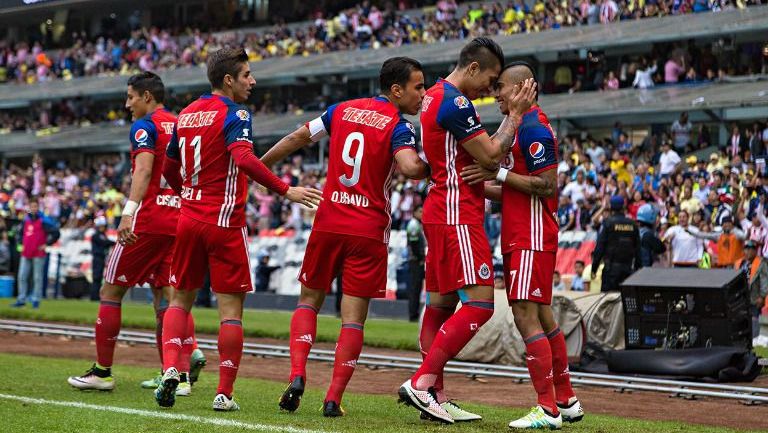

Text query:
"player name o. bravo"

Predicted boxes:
[[330, 190, 369, 208]]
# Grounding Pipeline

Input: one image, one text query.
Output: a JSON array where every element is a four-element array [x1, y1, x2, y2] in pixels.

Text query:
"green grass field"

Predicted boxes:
[[0, 352, 758, 433], [2, 299, 767, 360], [0, 299, 420, 351]]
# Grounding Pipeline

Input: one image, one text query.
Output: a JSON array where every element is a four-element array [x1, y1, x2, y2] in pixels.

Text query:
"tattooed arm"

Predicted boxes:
[[497, 167, 558, 198]]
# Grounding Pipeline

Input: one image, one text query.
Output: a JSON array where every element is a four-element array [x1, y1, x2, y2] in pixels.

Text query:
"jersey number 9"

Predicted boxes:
[[339, 132, 364, 187]]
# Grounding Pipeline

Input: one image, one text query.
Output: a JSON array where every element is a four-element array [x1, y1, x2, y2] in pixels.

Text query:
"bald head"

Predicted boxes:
[[502, 64, 535, 84]]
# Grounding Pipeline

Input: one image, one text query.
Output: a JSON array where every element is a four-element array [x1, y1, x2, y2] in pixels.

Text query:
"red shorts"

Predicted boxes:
[[504, 250, 556, 305], [298, 230, 387, 298], [424, 224, 494, 295], [170, 214, 252, 293], [105, 233, 174, 288]]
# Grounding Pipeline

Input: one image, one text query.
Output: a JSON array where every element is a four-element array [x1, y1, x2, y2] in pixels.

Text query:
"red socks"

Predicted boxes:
[[154, 307, 167, 365], [419, 304, 454, 401], [95, 300, 122, 368], [217, 319, 243, 397], [161, 306, 189, 372], [524, 332, 557, 415], [412, 300, 493, 390], [547, 327, 576, 405], [325, 322, 364, 404], [179, 313, 196, 374], [289, 303, 318, 382]]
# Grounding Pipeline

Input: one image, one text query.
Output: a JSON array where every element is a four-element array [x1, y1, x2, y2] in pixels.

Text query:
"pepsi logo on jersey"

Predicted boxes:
[[529, 141, 548, 165], [134, 128, 148, 143]]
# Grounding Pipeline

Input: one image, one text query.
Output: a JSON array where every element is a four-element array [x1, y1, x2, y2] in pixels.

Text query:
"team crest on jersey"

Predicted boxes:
[[406, 122, 416, 135], [236, 109, 250, 121], [454, 95, 470, 109], [529, 141, 545, 159], [478, 263, 491, 280], [134, 128, 148, 143]]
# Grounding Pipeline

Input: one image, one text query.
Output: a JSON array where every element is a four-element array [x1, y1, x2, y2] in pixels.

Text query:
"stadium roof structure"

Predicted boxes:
[[3, 80, 766, 156], [0, 5, 766, 108]]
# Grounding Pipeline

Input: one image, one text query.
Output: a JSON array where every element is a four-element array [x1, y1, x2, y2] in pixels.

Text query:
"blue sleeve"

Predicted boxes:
[[436, 94, 484, 144], [520, 124, 558, 174], [224, 106, 253, 148], [129, 119, 157, 152], [165, 124, 180, 161], [320, 103, 339, 135], [391, 118, 417, 155]]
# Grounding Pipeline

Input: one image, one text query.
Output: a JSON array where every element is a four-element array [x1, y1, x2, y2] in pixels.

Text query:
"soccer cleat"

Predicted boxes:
[[67, 364, 115, 391], [557, 399, 584, 423], [175, 381, 192, 397], [441, 400, 482, 421], [141, 373, 162, 389], [10, 301, 25, 308], [397, 379, 453, 424], [31, 300, 40, 309], [213, 393, 240, 411], [279, 376, 305, 412], [508, 406, 562, 430], [189, 348, 206, 385], [322, 401, 346, 417], [154, 367, 179, 408]]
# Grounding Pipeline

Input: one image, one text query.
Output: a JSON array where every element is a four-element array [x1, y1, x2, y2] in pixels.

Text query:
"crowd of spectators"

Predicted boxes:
[[556, 115, 768, 271], [0, 0, 765, 86]]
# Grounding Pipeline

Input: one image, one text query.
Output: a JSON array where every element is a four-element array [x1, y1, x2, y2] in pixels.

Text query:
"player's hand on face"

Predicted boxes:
[[506, 78, 537, 117], [461, 163, 497, 185], [285, 186, 324, 208], [117, 216, 138, 245]]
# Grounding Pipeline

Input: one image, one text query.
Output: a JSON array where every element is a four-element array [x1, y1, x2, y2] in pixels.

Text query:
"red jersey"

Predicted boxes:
[[306, 97, 417, 243], [501, 107, 559, 253], [128, 108, 180, 235], [166, 94, 253, 228], [420, 79, 486, 225]]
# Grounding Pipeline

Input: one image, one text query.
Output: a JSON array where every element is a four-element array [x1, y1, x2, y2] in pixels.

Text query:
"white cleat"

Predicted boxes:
[[508, 406, 562, 430], [67, 365, 115, 391], [213, 393, 240, 411], [557, 399, 584, 423], [398, 379, 454, 424], [441, 400, 482, 421], [175, 381, 192, 397]]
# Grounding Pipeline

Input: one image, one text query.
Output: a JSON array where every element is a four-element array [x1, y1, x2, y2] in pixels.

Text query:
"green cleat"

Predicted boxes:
[[141, 373, 162, 389], [508, 406, 562, 430], [189, 349, 206, 385]]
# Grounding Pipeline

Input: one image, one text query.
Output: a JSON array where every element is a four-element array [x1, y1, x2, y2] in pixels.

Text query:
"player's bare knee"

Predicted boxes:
[[298, 284, 325, 308], [538, 305, 557, 333], [461, 284, 493, 301], [99, 283, 127, 302], [340, 295, 370, 324]]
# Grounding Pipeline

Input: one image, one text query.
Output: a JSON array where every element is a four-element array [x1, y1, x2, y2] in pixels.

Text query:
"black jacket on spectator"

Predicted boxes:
[[639, 225, 666, 267]]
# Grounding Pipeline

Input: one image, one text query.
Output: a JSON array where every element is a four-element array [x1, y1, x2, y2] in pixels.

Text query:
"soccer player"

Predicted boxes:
[[155, 48, 322, 411], [260, 57, 430, 417], [67, 72, 205, 395], [462, 62, 584, 429], [397, 37, 536, 424]]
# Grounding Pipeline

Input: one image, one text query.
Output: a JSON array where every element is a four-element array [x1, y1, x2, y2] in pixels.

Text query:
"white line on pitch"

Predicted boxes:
[[0, 393, 336, 433]]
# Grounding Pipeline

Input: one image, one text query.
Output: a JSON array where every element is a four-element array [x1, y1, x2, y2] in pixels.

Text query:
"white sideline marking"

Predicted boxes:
[[0, 393, 335, 433]]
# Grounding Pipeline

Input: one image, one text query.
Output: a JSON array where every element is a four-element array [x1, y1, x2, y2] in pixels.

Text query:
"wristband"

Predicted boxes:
[[496, 167, 509, 183], [122, 200, 139, 217]]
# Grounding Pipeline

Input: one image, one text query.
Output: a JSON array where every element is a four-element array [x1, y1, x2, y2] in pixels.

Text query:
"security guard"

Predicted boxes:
[[636, 203, 666, 268], [90, 216, 115, 301], [591, 195, 641, 291]]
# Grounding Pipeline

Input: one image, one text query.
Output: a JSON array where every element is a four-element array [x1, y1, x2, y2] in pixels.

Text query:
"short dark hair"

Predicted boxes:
[[379, 57, 423, 94], [575, 260, 585, 267], [502, 60, 539, 100], [207, 47, 249, 89], [127, 71, 165, 104], [458, 37, 504, 71]]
